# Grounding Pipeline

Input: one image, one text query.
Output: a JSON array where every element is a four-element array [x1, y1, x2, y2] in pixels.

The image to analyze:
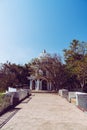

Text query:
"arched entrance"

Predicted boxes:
[[42, 80, 47, 90], [32, 80, 36, 90]]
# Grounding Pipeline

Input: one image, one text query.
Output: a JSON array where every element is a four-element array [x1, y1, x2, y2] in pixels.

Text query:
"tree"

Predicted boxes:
[[0, 62, 30, 91], [30, 54, 66, 90], [63, 39, 87, 91]]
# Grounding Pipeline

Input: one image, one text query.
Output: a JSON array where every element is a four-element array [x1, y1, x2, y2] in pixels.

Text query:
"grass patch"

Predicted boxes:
[[0, 93, 5, 103]]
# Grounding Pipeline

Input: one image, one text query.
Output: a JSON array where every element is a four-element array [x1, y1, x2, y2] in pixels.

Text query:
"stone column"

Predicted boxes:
[[36, 79, 40, 91], [40, 80, 42, 90], [30, 80, 32, 90], [49, 82, 52, 90], [47, 82, 50, 90]]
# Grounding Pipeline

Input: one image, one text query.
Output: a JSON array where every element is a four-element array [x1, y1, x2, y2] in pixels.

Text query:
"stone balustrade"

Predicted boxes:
[[12, 89, 28, 105], [0, 88, 31, 115], [0, 93, 14, 115], [59, 89, 68, 99], [59, 89, 87, 111], [75, 92, 87, 110], [68, 92, 76, 102]]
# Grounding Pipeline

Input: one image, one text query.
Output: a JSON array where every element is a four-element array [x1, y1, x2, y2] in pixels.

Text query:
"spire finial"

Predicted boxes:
[[43, 49, 46, 53]]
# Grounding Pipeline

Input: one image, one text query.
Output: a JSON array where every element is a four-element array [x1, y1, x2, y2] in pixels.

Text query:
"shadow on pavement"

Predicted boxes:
[[0, 108, 21, 129], [0, 96, 32, 129], [21, 96, 32, 104]]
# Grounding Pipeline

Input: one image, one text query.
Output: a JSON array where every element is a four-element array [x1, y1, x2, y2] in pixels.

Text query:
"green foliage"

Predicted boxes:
[[0, 62, 30, 92], [63, 39, 87, 91], [0, 93, 4, 103], [29, 54, 66, 90]]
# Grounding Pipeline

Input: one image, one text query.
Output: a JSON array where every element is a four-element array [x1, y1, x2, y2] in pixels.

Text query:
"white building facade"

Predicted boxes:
[[28, 50, 53, 91]]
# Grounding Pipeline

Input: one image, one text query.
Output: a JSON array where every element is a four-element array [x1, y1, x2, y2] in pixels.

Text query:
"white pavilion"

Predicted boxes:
[[28, 50, 53, 91]]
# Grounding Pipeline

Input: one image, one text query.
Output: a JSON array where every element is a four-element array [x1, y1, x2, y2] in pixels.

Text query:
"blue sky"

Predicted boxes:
[[0, 0, 87, 64]]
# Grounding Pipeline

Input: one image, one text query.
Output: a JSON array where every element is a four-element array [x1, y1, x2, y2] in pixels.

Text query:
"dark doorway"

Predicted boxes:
[[42, 80, 47, 90], [32, 80, 35, 90]]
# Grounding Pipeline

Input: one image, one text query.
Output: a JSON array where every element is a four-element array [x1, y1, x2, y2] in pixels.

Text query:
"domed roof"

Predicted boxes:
[[39, 50, 50, 59]]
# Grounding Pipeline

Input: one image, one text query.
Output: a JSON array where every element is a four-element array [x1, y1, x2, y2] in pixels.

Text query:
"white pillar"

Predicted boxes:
[[47, 82, 50, 90], [41, 80, 42, 90], [50, 82, 52, 90], [40, 80, 42, 90], [30, 80, 32, 90], [36, 79, 40, 91]]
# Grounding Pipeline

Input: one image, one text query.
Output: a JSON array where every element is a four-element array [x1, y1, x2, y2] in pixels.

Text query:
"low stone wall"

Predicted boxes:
[[69, 92, 87, 111], [68, 92, 76, 102], [75, 92, 86, 105], [58, 89, 62, 96], [76, 93, 87, 110], [12, 89, 29, 105], [59, 89, 68, 99], [0, 89, 31, 115], [8, 87, 17, 92], [58, 89, 87, 111], [0, 93, 14, 114], [23, 89, 31, 96], [8, 87, 31, 97]]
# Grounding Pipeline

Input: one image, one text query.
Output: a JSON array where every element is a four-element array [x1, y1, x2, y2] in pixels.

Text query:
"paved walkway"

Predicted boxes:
[[1, 93, 87, 130]]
